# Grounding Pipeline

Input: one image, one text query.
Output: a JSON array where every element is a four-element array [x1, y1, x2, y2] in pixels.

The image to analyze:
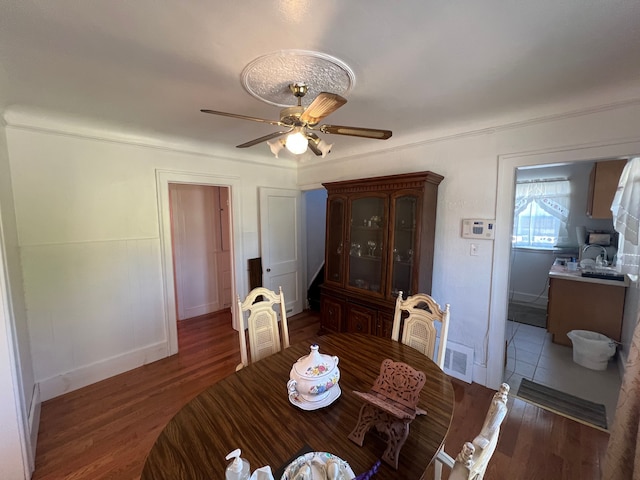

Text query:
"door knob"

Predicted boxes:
[[266, 268, 271, 272]]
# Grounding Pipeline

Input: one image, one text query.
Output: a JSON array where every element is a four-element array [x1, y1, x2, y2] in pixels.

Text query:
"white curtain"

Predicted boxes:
[[611, 157, 640, 278], [604, 157, 640, 479], [514, 180, 570, 244], [514, 180, 570, 220]]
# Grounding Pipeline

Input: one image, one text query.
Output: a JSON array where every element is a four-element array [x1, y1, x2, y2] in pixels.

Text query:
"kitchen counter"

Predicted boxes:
[[547, 265, 627, 346], [549, 264, 630, 287]]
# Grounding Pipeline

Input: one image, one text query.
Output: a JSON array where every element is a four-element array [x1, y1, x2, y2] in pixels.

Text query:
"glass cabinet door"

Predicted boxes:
[[325, 197, 345, 284], [390, 194, 419, 297], [348, 195, 385, 294]]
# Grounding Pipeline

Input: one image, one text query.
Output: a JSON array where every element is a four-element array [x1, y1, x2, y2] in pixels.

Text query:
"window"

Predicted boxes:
[[513, 180, 570, 249]]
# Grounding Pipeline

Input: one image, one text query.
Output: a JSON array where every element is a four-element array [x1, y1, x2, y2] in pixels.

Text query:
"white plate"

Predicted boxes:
[[580, 258, 596, 268], [288, 384, 341, 411], [280, 451, 355, 480]]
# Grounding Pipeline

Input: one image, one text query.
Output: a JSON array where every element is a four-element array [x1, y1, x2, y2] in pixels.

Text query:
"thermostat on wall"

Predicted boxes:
[[462, 219, 495, 239]]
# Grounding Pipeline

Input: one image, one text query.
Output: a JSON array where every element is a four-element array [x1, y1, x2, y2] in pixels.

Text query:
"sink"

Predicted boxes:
[[581, 271, 626, 281]]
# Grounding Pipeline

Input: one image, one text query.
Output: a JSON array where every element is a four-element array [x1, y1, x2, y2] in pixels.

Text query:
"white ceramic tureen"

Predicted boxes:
[[287, 345, 340, 405]]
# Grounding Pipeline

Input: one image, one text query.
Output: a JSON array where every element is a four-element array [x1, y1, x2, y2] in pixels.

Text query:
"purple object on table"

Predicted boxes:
[[354, 460, 381, 479]]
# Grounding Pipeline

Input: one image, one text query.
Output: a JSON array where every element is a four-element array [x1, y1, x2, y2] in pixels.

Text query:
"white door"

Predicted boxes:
[[259, 187, 304, 316]]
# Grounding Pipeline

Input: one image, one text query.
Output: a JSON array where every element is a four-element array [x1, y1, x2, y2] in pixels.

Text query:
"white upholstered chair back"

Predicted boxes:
[[391, 291, 450, 369], [236, 286, 289, 370]]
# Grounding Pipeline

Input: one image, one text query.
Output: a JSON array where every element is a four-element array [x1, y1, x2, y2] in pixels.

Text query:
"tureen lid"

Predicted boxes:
[[292, 345, 338, 379]]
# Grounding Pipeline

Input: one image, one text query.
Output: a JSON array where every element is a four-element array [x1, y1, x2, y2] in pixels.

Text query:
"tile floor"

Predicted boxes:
[[503, 319, 622, 430]]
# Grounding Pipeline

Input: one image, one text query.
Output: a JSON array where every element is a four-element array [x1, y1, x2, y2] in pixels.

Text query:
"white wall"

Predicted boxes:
[[4, 97, 640, 410], [5, 122, 298, 401], [509, 249, 554, 306], [0, 125, 32, 477], [298, 100, 640, 387]]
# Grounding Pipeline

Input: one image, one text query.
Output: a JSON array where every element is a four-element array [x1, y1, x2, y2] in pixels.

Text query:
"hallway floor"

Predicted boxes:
[[503, 320, 621, 430]]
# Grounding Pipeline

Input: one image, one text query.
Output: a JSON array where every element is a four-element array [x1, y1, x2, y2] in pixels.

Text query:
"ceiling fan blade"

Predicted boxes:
[[319, 124, 392, 140], [236, 130, 291, 148], [306, 133, 322, 156], [201, 109, 283, 126], [299, 93, 347, 125]]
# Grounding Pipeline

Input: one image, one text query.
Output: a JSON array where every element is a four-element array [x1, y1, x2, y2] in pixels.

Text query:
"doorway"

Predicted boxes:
[[169, 184, 232, 321], [303, 188, 327, 311], [503, 161, 623, 426], [156, 170, 245, 356], [488, 141, 640, 391]]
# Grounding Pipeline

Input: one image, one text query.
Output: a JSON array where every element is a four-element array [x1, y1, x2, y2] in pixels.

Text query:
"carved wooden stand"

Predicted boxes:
[[348, 359, 426, 469]]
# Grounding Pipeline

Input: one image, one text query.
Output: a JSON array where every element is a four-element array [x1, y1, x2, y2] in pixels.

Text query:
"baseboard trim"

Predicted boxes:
[[38, 342, 169, 401], [509, 292, 548, 308]]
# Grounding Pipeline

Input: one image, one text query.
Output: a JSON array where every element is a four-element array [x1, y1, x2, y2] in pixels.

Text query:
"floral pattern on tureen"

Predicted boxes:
[[309, 373, 339, 395], [305, 363, 331, 376]]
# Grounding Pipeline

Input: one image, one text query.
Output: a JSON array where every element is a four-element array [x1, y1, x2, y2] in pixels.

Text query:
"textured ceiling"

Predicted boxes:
[[1, 1, 640, 162], [241, 50, 355, 107]]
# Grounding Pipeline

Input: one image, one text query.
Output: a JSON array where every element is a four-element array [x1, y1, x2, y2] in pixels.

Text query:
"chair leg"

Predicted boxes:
[[434, 459, 443, 480], [434, 446, 453, 480]]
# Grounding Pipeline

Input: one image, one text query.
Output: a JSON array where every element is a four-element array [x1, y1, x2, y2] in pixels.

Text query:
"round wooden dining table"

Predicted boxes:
[[141, 333, 454, 480]]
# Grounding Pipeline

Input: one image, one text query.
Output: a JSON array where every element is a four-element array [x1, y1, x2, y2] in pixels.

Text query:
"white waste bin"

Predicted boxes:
[[567, 330, 616, 371]]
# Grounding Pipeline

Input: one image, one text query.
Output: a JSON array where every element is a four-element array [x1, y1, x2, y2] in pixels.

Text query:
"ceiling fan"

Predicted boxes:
[[201, 83, 392, 158]]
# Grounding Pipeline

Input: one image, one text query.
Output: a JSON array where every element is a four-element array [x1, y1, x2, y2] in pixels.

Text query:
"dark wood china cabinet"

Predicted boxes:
[[320, 171, 443, 337]]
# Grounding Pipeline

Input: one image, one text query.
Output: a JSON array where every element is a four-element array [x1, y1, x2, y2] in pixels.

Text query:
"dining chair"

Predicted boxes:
[[391, 291, 450, 369], [236, 286, 289, 371], [434, 382, 510, 480]]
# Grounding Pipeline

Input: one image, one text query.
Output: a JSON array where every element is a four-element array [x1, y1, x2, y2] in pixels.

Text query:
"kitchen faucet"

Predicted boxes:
[[582, 244, 608, 265]]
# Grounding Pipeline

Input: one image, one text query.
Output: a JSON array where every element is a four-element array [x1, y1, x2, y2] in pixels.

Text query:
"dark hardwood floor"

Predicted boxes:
[[32, 309, 609, 479]]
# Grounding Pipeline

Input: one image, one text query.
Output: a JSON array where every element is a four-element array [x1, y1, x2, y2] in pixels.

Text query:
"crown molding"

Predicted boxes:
[[2, 108, 298, 170], [298, 95, 640, 170]]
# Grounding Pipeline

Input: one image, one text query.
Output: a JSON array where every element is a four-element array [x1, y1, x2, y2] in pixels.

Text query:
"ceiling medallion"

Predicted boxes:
[[241, 50, 356, 107]]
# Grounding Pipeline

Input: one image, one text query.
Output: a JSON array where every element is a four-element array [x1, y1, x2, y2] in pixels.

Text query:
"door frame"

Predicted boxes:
[[487, 138, 640, 389], [156, 170, 244, 355]]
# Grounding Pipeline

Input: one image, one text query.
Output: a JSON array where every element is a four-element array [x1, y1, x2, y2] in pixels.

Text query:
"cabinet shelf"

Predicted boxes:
[[393, 260, 413, 266], [353, 225, 383, 231], [350, 254, 382, 261]]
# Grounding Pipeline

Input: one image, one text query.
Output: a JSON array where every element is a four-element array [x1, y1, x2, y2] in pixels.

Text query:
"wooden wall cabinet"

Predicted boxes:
[[586, 159, 626, 219], [320, 171, 443, 337]]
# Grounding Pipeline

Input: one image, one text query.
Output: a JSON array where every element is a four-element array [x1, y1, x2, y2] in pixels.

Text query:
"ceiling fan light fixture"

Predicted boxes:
[[285, 130, 308, 155], [317, 139, 333, 158], [309, 134, 333, 158], [267, 138, 285, 158]]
